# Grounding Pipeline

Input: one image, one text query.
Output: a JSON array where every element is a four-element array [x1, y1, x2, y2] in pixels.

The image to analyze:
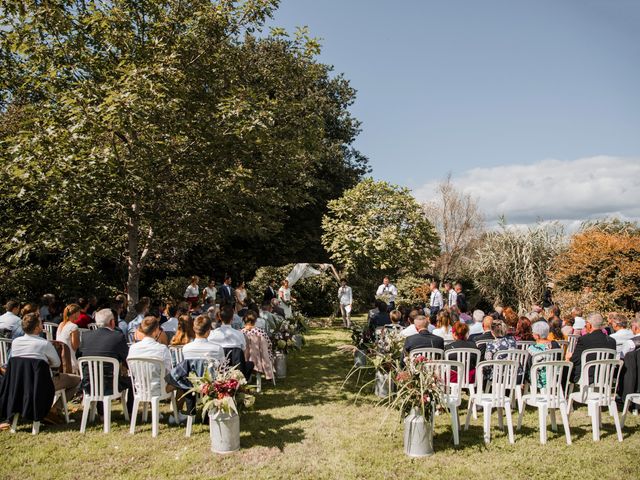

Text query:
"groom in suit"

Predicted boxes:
[[218, 276, 235, 306], [263, 279, 277, 303]]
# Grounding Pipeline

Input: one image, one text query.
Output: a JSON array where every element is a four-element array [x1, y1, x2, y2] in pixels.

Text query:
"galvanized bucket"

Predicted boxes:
[[292, 334, 303, 349], [354, 349, 367, 367], [374, 370, 391, 397], [275, 352, 287, 378], [403, 408, 434, 457], [209, 412, 240, 454]]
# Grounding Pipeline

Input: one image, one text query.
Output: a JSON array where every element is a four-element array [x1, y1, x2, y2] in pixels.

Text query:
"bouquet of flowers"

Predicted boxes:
[[370, 329, 405, 373], [186, 362, 255, 419], [390, 355, 445, 421], [271, 317, 300, 354]]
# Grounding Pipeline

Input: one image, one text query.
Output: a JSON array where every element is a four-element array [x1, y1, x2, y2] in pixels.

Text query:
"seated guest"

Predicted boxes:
[[445, 321, 478, 383], [257, 302, 277, 335], [79, 308, 133, 413], [528, 321, 560, 388], [162, 306, 179, 333], [231, 309, 245, 331], [11, 313, 80, 417], [433, 309, 454, 341], [171, 314, 195, 346], [622, 315, 640, 358], [127, 301, 149, 340], [55, 304, 82, 374], [400, 310, 421, 337], [128, 316, 173, 393], [515, 317, 534, 341], [385, 310, 404, 331], [561, 314, 575, 338], [182, 315, 224, 363], [547, 317, 564, 341], [0, 300, 22, 338], [567, 312, 616, 383], [609, 313, 634, 358], [571, 307, 586, 334], [73, 298, 94, 329], [403, 315, 445, 355], [112, 299, 127, 335], [243, 311, 274, 378], [208, 306, 246, 350], [485, 319, 517, 361], [470, 315, 494, 360], [369, 300, 391, 329], [469, 310, 485, 336], [270, 298, 286, 318], [502, 307, 519, 336]]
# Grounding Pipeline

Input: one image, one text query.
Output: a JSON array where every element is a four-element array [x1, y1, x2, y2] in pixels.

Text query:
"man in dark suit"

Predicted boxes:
[[404, 315, 445, 354], [369, 300, 391, 330], [218, 276, 234, 305], [78, 308, 133, 413], [469, 315, 494, 359], [568, 312, 616, 383], [263, 280, 277, 303]]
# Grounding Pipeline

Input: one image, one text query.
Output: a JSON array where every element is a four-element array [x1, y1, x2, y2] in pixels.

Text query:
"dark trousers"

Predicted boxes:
[[429, 306, 440, 324]]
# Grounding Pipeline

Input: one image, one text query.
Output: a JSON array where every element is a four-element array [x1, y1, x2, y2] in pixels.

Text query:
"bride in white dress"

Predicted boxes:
[[278, 279, 295, 319]]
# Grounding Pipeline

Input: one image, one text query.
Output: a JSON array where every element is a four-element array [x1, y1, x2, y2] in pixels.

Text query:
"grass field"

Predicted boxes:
[[2, 322, 639, 479]]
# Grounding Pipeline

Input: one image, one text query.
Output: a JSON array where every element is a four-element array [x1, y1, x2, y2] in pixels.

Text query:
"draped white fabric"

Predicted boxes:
[[286, 263, 340, 287]]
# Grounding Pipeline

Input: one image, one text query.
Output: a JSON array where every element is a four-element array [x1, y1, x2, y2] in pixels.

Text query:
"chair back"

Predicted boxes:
[[128, 357, 168, 400], [567, 334, 580, 355], [425, 360, 464, 404], [554, 340, 569, 356], [384, 324, 403, 332], [78, 328, 90, 342], [529, 361, 573, 406], [88, 324, 99, 330], [0, 338, 11, 366], [410, 348, 443, 362], [494, 348, 529, 383], [475, 339, 492, 348], [475, 360, 518, 405], [580, 359, 623, 406], [169, 346, 184, 368], [516, 340, 535, 350], [43, 322, 58, 341], [78, 356, 121, 399], [530, 348, 563, 365], [444, 348, 481, 388], [50, 340, 74, 374], [580, 348, 615, 366]]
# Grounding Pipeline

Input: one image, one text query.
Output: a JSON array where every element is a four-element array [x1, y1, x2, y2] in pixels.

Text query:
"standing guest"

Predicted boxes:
[[515, 317, 534, 341], [181, 315, 224, 363], [567, 313, 616, 383], [202, 279, 217, 305], [338, 278, 353, 328], [376, 276, 398, 310], [369, 300, 391, 329], [162, 306, 179, 333], [403, 316, 445, 354], [0, 300, 22, 338], [9, 313, 80, 419], [55, 304, 82, 374], [169, 315, 195, 346], [621, 315, 640, 357], [609, 313, 634, 358], [74, 298, 93, 329], [444, 282, 457, 308], [547, 317, 564, 341], [428, 282, 444, 324], [571, 307, 586, 333], [208, 306, 246, 350], [218, 276, 235, 305], [278, 279, 294, 319], [561, 314, 575, 338], [542, 283, 554, 309], [433, 309, 454, 341], [263, 280, 278, 303], [455, 283, 468, 313], [469, 310, 485, 336], [234, 281, 248, 312], [79, 309, 133, 414], [184, 276, 200, 308]]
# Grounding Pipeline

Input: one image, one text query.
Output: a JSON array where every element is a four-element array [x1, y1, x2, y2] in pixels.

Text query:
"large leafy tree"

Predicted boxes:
[[321, 178, 439, 303], [0, 0, 366, 303]]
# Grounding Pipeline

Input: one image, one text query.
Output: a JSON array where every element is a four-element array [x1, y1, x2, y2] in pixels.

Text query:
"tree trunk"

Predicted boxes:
[[127, 214, 141, 309]]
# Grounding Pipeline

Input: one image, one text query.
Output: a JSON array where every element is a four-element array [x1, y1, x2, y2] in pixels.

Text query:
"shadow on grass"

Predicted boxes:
[[241, 413, 311, 451]]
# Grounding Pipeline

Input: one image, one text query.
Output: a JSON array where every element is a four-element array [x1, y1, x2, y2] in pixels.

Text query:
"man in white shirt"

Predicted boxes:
[[469, 309, 485, 336], [208, 306, 246, 350], [428, 282, 444, 323], [182, 315, 224, 364], [622, 315, 640, 358], [444, 282, 457, 308], [0, 300, 22, 338], [10, 312, 80, 414], [338, 278, 353, 328], [376, 276, 398, 309], [609, 313, 635, 358], [127, 316, 173, 394]]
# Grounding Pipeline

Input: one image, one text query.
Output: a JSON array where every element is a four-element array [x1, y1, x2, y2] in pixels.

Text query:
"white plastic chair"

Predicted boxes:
[[127, 357, 179, 438], [622, 393, 640, 427], [566, 334, 580, 356], [494, 349, 530, 412], [78, 328, 90, 342], [530, 348, 564, 365], [43, 322, 57, 341], [568, 359, 623, 442], [464, 360, 518, 444], [517, 361, 573, 444], [409, 348, 443, 362], [169, 346, 184, 368], [475, 339, 492, 349], [88, 323, 99, 330], [0, 338, 11, 366], [555, 340, 569, 356], [426, 360, 464, 445], [78, 356, 130, 433], [516, 341, 535, 350], [445, 348, 481, 418]]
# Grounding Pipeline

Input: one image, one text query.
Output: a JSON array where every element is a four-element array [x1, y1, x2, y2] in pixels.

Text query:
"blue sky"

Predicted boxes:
[[269, 0, 640, 224]]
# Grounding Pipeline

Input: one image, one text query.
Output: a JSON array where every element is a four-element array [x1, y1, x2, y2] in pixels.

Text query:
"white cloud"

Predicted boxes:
[[413, 156, 640, 226]]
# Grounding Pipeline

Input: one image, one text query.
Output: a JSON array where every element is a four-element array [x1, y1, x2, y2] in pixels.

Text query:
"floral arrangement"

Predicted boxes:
[[271, 317, 301, 354], [370, 329, 405, 373], [390, 356, 445, 421], [186, 362, 255, 419]]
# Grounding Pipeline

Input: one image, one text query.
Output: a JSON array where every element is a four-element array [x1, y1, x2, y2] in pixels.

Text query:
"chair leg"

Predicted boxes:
[[89, 402, 97, 424], [129, 398, 140, 434], [171, 392, 179, 424], [256, 373, 262, 393], [559, 402, 572, 445], [591, 404, 600, 441], [621, 397, 631, 427], [121, 391, 130, 422], [142, 403, 149, 423], [185, 415, 194, 438], [451, 405, 460, 446], [10, 413, 19, 433], [151, 398, 160, 438], [464, 398, 474, 431], [538, 405, 548, 445], [60, 390, 69, 424], [32, 421, 40, 435], [517, 399, 525, 431], [469, 385, 477, 420], [103, 398, 112, 434], [483, 404, 491, 444], [550, 408, 557, 432], [609, 401, 623, 442], [80, 398, 91, 433], [504, 401, 515, 444], [497, 406, 504, 431]]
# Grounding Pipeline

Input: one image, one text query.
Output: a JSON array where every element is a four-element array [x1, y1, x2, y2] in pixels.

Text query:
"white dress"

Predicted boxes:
[[432, 327, 454, 341], [278, 287, 292, 319], [56, 322, 79, 373]]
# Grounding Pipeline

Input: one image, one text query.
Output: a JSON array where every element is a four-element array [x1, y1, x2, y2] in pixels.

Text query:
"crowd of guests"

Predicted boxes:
[[0, 278, 294, 428]]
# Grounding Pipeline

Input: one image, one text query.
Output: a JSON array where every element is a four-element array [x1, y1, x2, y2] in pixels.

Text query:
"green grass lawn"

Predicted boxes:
[[2, 323, 639, 479]]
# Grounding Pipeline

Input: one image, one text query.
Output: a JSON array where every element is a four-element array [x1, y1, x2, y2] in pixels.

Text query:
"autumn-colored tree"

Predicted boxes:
[[552, 220, 640, 313]]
